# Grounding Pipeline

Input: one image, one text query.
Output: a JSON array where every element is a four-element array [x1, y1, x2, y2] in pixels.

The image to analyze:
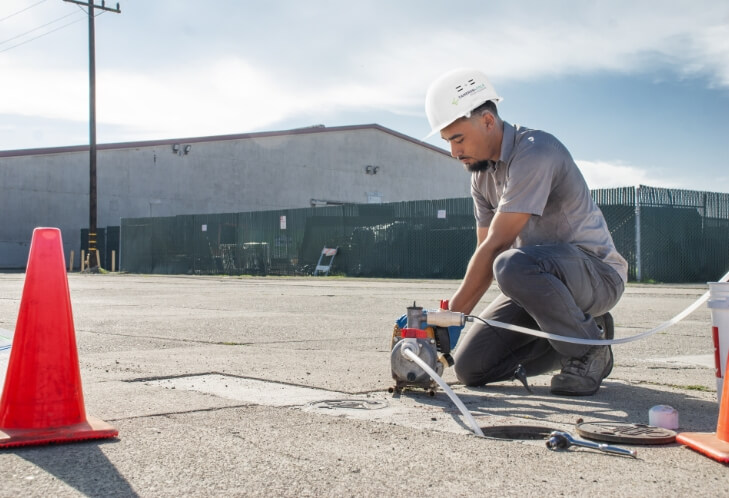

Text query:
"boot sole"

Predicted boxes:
[[550, 384, 600, 396]]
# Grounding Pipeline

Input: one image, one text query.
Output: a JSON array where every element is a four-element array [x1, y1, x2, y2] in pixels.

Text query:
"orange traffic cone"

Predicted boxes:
[[0, 228, 117, 448], [676, 349, 729, 463]]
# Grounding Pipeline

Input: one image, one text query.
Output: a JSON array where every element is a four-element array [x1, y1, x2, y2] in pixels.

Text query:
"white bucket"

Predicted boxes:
[[708, 282, 729, 404]]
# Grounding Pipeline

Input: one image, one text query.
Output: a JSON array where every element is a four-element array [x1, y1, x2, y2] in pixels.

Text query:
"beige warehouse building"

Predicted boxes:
[[0, 124, 467, 268]]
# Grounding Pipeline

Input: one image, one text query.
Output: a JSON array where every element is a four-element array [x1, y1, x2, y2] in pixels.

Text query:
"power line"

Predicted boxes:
[[0, 1, 108, 54], [0, 0, 49, 23], [0, 10, 82, 46], [0, 15, 84, 53]]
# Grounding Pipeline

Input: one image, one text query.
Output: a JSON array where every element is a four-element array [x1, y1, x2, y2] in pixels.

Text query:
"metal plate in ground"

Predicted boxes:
[[307, 399, 389, 410], [576, 422, 676, 445], [480, 425, 557, 441]]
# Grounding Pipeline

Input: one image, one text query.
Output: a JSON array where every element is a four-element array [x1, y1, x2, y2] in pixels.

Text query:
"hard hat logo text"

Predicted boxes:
[[452, 83, 487, 105]]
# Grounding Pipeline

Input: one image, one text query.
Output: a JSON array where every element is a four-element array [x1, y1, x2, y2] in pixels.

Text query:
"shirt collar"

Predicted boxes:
[[498, 120, 515, 164], [474, 121, 514, 174]]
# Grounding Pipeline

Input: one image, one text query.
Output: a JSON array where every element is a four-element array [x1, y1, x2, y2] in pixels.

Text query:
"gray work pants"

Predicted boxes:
[[453, 244, 625, 386]]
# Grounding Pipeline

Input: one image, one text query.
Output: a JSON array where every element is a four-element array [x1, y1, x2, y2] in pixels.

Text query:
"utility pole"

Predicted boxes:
[[63, 0, 121, 270]]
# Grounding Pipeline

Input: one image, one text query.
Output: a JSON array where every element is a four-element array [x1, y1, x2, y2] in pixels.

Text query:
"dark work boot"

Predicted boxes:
[[550, 312, 614, 396]]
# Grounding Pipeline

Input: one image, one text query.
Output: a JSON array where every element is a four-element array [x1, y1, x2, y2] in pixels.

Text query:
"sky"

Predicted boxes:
[[1, 0, 728, 193]]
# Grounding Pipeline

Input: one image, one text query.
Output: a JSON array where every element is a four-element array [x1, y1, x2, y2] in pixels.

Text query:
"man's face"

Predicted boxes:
[[440, 112, 501, 172]]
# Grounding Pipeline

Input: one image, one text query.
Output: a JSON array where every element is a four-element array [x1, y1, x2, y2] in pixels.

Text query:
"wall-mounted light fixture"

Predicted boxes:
[[172, 143, 192, 156]]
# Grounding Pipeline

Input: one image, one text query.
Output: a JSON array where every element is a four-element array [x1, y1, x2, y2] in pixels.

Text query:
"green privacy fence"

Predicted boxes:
[[119, 198, 476, 278], [119, 185, 729, 283], [635, 186, 729, 282]]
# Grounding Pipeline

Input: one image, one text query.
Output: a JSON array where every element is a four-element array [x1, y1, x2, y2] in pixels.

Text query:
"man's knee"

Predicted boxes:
[[453, 360, 484, 387], [454, 353, 520, 386], [453, 340, 487, 386], [493, 248, 535, 294]]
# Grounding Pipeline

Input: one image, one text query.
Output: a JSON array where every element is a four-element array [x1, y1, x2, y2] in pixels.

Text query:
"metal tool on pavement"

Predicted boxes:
[[546, 430, 637, 458]]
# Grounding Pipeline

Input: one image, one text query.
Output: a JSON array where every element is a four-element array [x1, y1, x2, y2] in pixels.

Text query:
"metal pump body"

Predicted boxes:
[[389, 302, 464, 395]]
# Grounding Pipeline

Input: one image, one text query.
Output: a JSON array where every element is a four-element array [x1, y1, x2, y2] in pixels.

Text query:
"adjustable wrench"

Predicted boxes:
[[546, 430, 637, 458]]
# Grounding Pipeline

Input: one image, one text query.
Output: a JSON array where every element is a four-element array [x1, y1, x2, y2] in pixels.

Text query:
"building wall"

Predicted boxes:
[[0, 125, 468, 268]]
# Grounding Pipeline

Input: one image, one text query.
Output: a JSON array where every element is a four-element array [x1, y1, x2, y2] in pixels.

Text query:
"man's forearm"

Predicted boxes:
[[450, 211, 530, 314], [449, 248, 495, 314]]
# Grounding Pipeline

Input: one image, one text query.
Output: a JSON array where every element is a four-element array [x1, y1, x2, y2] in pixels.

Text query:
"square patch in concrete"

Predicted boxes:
[[145, 374, 350, 407]]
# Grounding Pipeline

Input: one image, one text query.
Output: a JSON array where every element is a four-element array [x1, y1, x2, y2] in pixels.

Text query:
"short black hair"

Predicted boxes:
[[472, 100, 499, 117]]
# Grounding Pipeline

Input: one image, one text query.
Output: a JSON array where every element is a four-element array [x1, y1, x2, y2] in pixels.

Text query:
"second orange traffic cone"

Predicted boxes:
[[676, 349, 729, 463], [0, 228, 117, 448]]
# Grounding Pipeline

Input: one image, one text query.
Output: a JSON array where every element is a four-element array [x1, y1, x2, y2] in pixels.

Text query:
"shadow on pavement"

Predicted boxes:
[[11, 439, 138, 497], [460, 380, 719, 432], [406, 380, 719, 433]]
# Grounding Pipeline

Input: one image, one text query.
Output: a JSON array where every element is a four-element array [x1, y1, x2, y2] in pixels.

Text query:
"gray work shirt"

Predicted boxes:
[[471, 122, 629, 282]]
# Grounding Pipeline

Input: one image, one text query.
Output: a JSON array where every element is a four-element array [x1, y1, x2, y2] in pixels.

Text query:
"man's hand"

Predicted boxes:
[[393, 311, 463, 350]]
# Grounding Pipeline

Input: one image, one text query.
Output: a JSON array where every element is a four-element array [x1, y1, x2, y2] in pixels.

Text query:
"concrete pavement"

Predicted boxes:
[[0, 273, 726, 497]]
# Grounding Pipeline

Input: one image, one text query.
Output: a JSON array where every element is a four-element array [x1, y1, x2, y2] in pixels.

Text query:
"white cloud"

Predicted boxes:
[[576, 160, 678, 190], [373, 2, 729, 89], [95, 58, 293, 137], [1, 0, 728, 149], [574, 159, 725, 193], [684, 24, 729, 87], [0, 58, 88, 121], [91, 58, 428, 140]]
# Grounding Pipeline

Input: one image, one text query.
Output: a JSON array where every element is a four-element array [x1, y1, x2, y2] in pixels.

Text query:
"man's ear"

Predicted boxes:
[[480, 111, 495, 130]]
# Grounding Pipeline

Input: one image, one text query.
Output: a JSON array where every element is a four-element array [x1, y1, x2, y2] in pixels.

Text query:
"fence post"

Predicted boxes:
[[635, 185, 642, 282]]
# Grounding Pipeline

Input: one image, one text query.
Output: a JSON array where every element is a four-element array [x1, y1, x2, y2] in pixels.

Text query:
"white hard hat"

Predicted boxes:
[[424, 68, 502, 138]]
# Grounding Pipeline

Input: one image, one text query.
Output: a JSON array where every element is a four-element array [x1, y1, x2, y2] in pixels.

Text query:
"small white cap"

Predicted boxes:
[[649, 404, 679, 430]]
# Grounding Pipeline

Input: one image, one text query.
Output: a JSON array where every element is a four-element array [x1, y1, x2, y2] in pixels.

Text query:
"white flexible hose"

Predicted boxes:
[[402, 347, 484, 437], [472, 270, 729, 347]]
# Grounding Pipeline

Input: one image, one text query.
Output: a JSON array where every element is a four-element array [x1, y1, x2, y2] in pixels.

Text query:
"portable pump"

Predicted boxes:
[[389, 301, 467, 395]]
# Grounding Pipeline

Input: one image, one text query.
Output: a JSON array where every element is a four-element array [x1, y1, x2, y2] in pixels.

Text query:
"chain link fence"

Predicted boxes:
[[118, 186, 729, 283]]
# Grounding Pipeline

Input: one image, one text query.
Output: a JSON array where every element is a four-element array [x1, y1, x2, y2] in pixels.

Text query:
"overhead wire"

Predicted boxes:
[[0, 10, 82, 46], [0, 1, 110, 55], [0, 14, 85, 54], [0, 0, 49, 23]]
